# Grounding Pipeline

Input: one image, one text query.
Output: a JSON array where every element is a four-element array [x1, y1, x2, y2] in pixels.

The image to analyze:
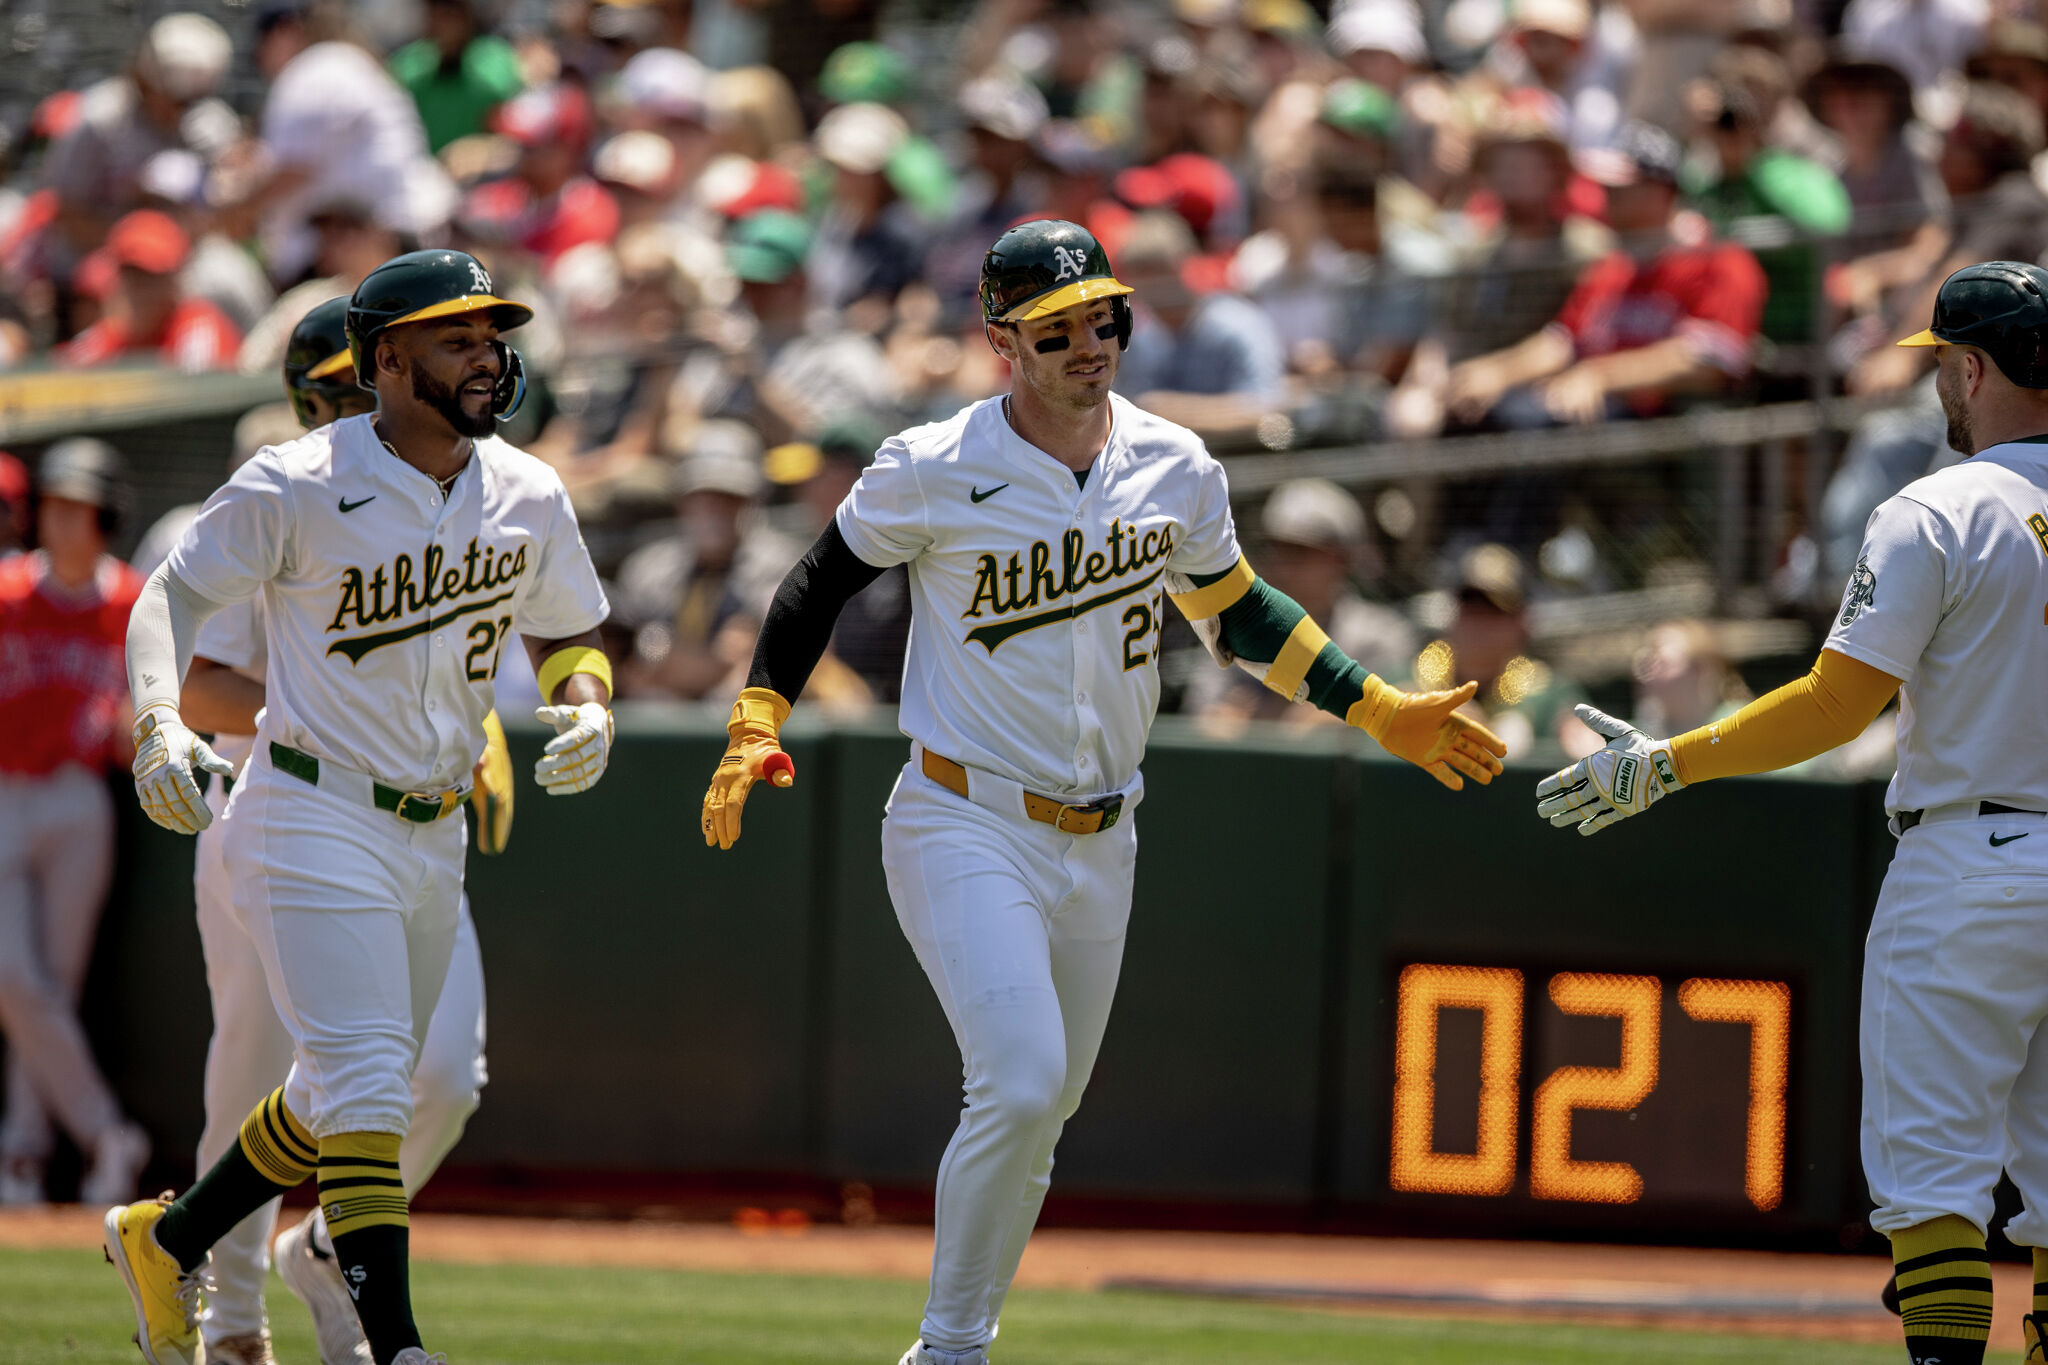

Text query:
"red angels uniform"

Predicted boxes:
[[0, 552, 143, 774]]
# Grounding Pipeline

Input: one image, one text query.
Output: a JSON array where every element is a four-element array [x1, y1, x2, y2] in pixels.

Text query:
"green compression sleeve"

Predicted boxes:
[[1201, 568, 1369, 718]]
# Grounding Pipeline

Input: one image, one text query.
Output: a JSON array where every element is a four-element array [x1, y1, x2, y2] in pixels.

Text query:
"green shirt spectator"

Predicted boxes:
[[389, 0, 523, 154]]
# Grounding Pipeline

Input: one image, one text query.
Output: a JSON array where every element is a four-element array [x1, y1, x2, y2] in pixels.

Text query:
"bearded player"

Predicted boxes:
[[1536, 262, 2048, 1365], [108, 249, 613, 1365], [175, 296, 507, 1365], [702, 219, 1507, 1365]]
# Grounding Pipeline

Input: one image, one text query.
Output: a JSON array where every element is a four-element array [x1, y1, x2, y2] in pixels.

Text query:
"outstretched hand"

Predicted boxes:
[[1535, 704, 1685, 836], [1364, 680, 1509, 791]]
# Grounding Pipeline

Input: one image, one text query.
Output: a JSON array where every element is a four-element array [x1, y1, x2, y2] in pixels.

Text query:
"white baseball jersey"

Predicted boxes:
[[167, 413, 609, 793], [837, 392, 1240, 796], [1824, 435, 2048, 815], [191, 596, 266, 773]]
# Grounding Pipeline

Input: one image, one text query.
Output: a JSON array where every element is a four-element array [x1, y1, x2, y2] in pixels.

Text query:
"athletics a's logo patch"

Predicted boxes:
[[1839, 557, 1878, 626], [1052, 245, 1087, 281], [468, 259, 492, 294]]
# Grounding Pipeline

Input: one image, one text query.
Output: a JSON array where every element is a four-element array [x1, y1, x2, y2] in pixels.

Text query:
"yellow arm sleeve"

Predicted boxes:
[[1668, 649, 1901, 785]]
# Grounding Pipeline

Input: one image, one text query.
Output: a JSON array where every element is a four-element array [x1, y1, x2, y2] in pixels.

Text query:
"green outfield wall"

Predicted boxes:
[[58, 713, 1894, 1242]]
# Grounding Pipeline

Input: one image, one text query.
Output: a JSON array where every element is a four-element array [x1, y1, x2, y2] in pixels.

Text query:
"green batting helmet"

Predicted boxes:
[[1897, 260, 2048, 388], [346, 249, 534, 418], [283, 296, 364, 428], [979, 218, 1134, 354]]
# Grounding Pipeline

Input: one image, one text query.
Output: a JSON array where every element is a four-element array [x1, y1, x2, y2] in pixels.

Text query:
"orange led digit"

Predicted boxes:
[[1680, 978, 1791, 1211], [1389, 964, 1524, 1197], [1530, 973, 1661, 1204]]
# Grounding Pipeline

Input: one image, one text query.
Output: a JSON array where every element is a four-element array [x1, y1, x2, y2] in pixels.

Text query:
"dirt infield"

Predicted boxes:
[[7, 1206, 2027, 1352]]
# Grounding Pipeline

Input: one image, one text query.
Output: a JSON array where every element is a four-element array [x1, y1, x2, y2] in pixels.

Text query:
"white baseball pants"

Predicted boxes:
[[193, 778, 488, 1342], [879, 760, 1138, 1354], [1862, 807, 2048, 1240], [0, 765, 125, 1163], [220, 752, 463, 1141]]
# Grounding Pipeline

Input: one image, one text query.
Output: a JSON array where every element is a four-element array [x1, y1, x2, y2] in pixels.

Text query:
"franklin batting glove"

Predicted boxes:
[[533, 701, 613, 795], [131, 702, 233, 834], [1535, 703, 1686, 836]]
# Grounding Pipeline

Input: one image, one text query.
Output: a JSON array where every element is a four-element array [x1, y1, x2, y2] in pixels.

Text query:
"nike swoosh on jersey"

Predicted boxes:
[[970, 484, 1010, 503], [338, 495, 377, 513], [1991, 831, 2032, 847]]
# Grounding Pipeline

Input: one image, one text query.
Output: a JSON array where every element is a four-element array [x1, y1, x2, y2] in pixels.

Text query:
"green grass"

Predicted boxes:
[[0, 1244, 1903, 1365]]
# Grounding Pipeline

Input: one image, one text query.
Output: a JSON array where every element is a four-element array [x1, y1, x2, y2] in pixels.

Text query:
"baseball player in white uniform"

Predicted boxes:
[[1535, 261, 2048, 1365], [106, 249, 613, 1365], [171, 296, 503, 1365], [701, 220, 1507, 1365]]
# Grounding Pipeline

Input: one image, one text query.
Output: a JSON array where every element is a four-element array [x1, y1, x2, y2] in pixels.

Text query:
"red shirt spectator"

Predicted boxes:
[[1553, 241, 1767, 377], [468, 83, 619, 265], [0, 551, 143, 775], [58, 210, 240, 370]]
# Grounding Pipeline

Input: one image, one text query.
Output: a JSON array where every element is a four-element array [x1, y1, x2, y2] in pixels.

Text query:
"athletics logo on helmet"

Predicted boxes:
[[1896, 259, 2048, 388], [283, 295, 363, 429], [979, 219, 1135, 353], [346, 249, 535, 418]]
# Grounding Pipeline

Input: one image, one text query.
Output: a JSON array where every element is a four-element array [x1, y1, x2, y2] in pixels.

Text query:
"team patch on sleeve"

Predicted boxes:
[[1838, 556, 1877, 627]]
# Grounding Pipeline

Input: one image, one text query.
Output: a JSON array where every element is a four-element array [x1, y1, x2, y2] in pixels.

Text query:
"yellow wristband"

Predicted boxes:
[[1344, 674, 1400, 740], [537, 645, 613, 704], [729, 686, 791, 739], [1167, 554, 1256, 621]]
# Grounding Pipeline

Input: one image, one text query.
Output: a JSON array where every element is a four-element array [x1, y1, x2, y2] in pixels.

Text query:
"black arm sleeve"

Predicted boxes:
[[745, 520, 888, 700]]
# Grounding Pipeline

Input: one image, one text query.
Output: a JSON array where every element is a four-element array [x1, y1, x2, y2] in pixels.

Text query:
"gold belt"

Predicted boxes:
[[921, 748, 1125, 835]]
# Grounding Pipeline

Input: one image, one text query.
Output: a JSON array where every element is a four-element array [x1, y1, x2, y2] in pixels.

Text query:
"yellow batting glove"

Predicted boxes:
[[1348, 677, 1509, 791], [703, 687, 794, 850], [470, 709, 515, 854]]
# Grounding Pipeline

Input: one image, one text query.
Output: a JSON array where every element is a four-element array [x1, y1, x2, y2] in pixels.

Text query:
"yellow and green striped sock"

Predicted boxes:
[[2026, 1247, 2048, 1361], [155, 1087, 316, 1272], [1892, 1214, 1992, 1365], [318, 1131, 420, 1361]]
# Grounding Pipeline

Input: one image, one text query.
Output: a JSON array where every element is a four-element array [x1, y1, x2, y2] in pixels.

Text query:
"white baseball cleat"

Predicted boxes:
[[274, 1212, 372, 1365], [389, 1351, 448, 1364], [205, 1329, 277, 1364], [898, 1343, 988, 1365]]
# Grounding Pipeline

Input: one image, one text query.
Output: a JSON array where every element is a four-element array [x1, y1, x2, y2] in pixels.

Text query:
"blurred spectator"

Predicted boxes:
[[1448, 0, 1628, 169], [1629, 618, 1750, 734], [389, 0, 525, 153], [58, 211, 241, 371], [612, 48, 720, 203], [1966, 19, 2048, 127], [223, 0, 455, 285], [614, 421, 801, 701], [1116, 150, 1246, 255], [668, 210, 901, 445], [1843, 81, 2048, 396], [1034, 120, 1132, 259], [237, 203, 403, 376], [1187, 478, 1415, 723], [1684, 53, 1850, 344], [1802, 51, 1943, 229], [467, 83, 620, 267], [762, 421, 912, 702], [0, 456, 26, 559], [1444, 122, 1764, 427], [982, 0, 1141, 140], [1113, 210, 1287, 438], [924, 73, 1053, 319], [820, 41, 913, 109], [0, 440, 154, 1208], [808, 103, 938, 314], [1327, 0, 1447, 194], [133, 149, 277, 336], [39, 13, 237, 284], [1842, 0, 1987, 96], [1413, 542, 1596, 760], [709, 65, 809, 164]]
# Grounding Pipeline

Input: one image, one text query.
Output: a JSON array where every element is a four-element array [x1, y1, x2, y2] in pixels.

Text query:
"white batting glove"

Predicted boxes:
[[131, 702, 233, 835], [1534, 704, 1686, 837], [533, 702, 613, 795]]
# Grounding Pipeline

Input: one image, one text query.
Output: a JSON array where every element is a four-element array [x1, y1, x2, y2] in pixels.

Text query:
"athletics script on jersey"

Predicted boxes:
[[959, 518, 1174, 652], [325, 536, 529, 664]]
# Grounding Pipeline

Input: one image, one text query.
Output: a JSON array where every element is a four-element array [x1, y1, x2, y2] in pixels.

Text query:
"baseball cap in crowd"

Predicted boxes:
[[1320, 78, 1402, 140], [1035, 119, 1118, 178], [138, 148, 207, 207], [1261, 478, 1367, 553], [763, 421, 883, 486], [672, 420, 767, 499], [593, 130, 678, 196], [817, 102, 910, 175], [1459, 542, 1527, 614], [820, 41, 911, 106], [725, 210, 812, 284], [1243, 0, 1319, 38], [959, 73, 1050, 144], [105, 209, 192, 275], [701, 156, 806, 219], [1114, 152, 1240, 242], [494, 83, 595, 151], [1514, 0, 1590, 41], [1574, 120, 1683, 187], [137, 13, 232, 103], [1328, 1, 1428, 64], [615, 47, 711, 125]]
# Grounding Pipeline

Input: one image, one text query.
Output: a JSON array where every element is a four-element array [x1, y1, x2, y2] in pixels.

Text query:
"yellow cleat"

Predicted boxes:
[[103, 1194, 206, 1365]]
